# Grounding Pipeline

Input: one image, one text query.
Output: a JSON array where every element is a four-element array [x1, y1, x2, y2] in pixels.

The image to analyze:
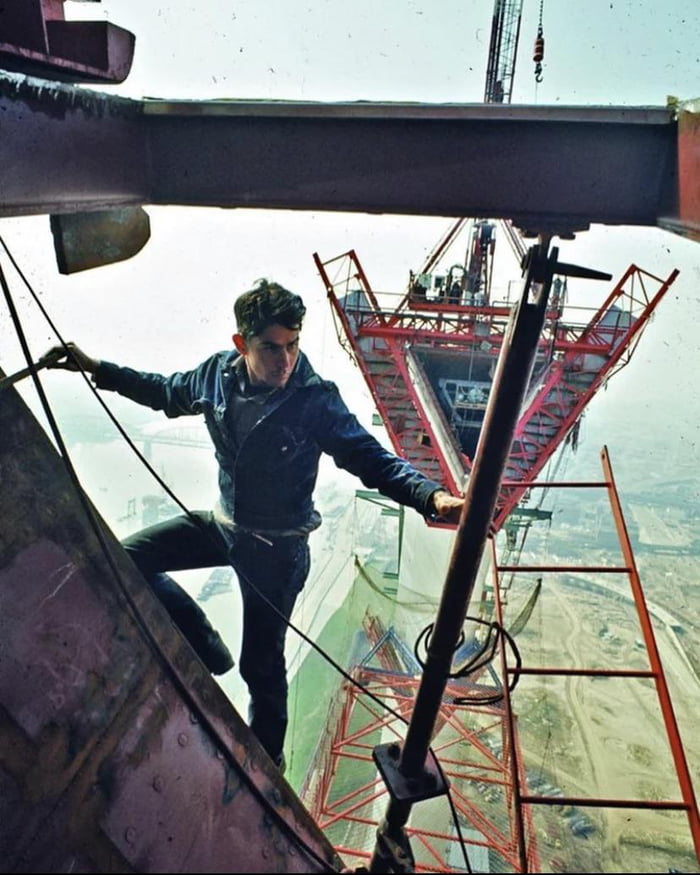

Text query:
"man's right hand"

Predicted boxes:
[[44, 342, 100, 375], [431, 489, 465, 524]]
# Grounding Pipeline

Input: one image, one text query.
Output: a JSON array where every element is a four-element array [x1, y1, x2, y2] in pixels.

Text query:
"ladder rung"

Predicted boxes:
[[501, 479, 609, 488], [509, 666, 655, 679], [521, 795, 689, 812], [497, 564, 632, 573]]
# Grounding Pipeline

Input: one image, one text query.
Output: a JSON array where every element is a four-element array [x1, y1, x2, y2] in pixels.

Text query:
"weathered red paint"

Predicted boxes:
[[0, 0, 135, 83], [676, 100, 700, 242]]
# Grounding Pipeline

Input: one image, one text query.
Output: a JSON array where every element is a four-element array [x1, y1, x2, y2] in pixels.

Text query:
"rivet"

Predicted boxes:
[[178, 733, 189, 747], [125, 827, 136, 844], [153, 775, 164, 792]]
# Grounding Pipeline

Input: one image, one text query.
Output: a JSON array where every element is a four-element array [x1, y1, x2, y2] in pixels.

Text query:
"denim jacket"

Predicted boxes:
[[95, 350, 443, 531]]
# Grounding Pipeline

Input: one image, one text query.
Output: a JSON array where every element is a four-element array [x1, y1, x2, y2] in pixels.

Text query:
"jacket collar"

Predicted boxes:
[[224, 348, 323, 391]]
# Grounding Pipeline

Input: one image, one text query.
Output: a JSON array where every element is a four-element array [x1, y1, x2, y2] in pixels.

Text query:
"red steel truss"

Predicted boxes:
[[299, 615, 541, 873], [299, 448, 700, 872], [301, 670, 540, 873], [495, 262, 679, 529], [314, 248, 678, 532]]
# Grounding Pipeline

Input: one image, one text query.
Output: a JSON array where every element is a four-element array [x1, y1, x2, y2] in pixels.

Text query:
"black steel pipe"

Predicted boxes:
[[369, 242, 558, 873]]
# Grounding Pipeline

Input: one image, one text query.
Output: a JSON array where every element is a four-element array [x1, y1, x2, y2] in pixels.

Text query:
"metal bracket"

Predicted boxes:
[[372, 742, 449, 804], [372, 819, 415, 874]]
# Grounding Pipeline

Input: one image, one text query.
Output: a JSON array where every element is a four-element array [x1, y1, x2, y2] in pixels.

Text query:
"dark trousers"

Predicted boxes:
[[122, 511, 310, 763]]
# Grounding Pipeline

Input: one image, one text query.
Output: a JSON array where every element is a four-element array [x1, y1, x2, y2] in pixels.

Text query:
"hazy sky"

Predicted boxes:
[[1, 0, 699, 494], [76, 0, 700, 106]]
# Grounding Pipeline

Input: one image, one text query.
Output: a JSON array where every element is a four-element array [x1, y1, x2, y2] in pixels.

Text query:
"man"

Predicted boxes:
[[50, 279, 464, 771]]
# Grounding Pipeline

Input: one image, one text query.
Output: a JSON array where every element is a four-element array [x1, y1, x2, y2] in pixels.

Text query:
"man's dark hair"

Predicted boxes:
[[234, 279, 307, 339]]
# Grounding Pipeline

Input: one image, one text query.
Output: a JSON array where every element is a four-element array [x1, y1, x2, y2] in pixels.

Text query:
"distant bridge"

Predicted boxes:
[[137, 425, 211, 458], [61, 415, 212, 457]]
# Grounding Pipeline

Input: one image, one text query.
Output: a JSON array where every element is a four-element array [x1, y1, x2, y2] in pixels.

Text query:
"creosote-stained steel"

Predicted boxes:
[[1, 71, 698, 240], [0, 373, 343, 873]]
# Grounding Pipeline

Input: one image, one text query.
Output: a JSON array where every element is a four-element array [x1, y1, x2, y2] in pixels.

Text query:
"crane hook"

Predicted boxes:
[[533, 25, 545, 83]]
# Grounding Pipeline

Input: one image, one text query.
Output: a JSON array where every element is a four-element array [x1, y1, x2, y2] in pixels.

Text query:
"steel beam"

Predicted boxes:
[[0, 71, 693, 238]]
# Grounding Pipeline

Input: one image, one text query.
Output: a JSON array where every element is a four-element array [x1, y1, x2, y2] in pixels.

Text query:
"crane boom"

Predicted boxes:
[[484, 0, 525, 103]]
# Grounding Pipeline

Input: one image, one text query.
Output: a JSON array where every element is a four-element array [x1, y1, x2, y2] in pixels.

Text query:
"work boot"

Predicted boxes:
[[188, 617, 234, 675], [143, 572, 234, 675]]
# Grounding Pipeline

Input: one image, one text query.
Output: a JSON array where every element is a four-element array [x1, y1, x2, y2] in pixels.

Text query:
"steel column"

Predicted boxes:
[[368, 242, 557, 872]]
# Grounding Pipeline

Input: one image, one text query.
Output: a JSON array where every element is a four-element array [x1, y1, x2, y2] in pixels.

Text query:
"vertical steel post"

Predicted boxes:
[[369, 241, 558, 873]]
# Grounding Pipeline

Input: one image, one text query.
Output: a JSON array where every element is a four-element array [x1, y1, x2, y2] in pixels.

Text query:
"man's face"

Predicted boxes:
[[233, 323, 300, 389]]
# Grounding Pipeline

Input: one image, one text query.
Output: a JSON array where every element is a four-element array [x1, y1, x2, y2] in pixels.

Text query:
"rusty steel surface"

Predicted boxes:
[[0, 71, 692, 239], [50, 206, 151, 274], [0, 374, 342, 874], [0, 0, 135, 83]]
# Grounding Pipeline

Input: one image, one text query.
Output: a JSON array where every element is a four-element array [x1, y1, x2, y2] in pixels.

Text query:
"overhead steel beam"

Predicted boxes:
[[0, 74, 147, 217], [1, 71, 696, 240]]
